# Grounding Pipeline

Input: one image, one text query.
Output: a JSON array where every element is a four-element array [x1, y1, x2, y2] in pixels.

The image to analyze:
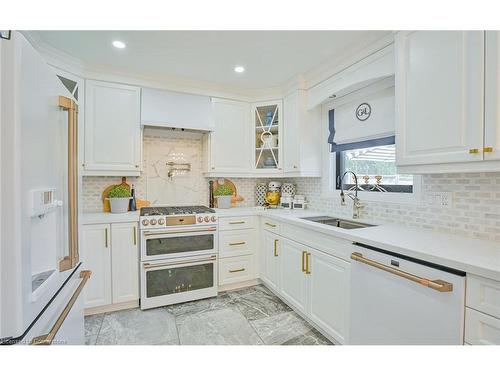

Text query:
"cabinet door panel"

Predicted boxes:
[[261, 231, 280, 291], [396, 31, 484, 166], [81, 224, 111, 308], [210, 99, 251, 172], [485, 31, 500, 161], [111, 223, 139, 304], [279, 239, 308, 314], [309, 250, 350, 343], [84, 80, 141, 173]]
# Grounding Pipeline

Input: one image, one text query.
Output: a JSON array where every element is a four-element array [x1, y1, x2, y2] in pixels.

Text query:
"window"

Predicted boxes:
[[335, 141, 413, 193]]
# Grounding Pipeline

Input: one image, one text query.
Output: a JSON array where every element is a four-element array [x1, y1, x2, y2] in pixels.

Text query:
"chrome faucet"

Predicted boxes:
[[339, 171, 363, 219]]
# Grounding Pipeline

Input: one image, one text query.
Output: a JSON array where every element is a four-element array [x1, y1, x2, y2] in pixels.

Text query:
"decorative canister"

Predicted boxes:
[[281, 183, 296, 197], [292, 195, 307, 210], [255, 183, 267, 206], [280, 196, 293, 209]]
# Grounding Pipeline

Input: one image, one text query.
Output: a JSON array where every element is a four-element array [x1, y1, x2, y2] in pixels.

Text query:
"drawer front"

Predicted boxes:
[[219, 255, 254, 286], [261, 218, 280, 234], [219, 216, 255, 231], [465, 307, 500, 345], [466, 275, 500, 319], [219, 229, 255, 258]]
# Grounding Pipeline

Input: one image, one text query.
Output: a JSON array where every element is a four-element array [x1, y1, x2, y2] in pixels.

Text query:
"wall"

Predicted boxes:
[[81, 130, 499, 241]]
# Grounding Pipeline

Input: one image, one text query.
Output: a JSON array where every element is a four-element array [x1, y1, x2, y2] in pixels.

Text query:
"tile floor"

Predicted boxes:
[[85, 285, 332, 345]]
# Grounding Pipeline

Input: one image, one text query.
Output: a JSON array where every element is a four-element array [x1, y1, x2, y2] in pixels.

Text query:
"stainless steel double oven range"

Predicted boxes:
[[139, 206, 218, 309]]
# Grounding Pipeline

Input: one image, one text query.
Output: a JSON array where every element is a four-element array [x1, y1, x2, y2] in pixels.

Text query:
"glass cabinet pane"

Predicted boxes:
[[146, 263, 214, 298], [146, 234, 214, 256], [254, 102, 280, 170]]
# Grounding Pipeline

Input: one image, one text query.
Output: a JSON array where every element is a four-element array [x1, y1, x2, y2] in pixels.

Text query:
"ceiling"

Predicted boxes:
[[29, 31, 390, 90]]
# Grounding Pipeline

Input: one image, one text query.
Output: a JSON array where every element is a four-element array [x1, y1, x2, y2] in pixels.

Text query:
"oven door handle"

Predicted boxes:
[[143, 255, 217, 269], [143, 227, 217, 237]]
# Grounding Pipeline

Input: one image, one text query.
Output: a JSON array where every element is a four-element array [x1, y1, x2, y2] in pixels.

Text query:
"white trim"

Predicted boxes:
[[320, 100, 421, 205]]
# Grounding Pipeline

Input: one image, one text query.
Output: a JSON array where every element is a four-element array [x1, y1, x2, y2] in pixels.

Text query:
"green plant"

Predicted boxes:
[[108, 185, 131, 198], [214, 185, 233, 196]]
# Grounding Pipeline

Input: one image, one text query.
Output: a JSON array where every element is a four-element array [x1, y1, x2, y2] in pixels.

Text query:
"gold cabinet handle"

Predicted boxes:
[[229, 241, 246, 246], [133, 227, 137, 246], [229, 268, 246, 273], [469, 148, 479, 154], [274, 239, 279, 257], [302, 251, 307, 272], [305, 252, 311, 274], [351, 252, 453, 292], [484, 147, 494, 153], [31, 270, 92, 345], [105, 228, 108, 248], [265, 222, 277, 228], [229, 221, 245, 225]]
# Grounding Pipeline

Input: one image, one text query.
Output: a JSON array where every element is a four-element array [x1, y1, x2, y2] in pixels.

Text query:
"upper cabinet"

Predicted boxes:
[[395, 31, 500, 173], [395, 31, 485, 171], [283, 90, 321, 176], [141, 87, 213, 131], [485, 31, 500, 161], [207, 98, 251, 173], [253, 100, 283, 173], [84, 80, 141, 176]]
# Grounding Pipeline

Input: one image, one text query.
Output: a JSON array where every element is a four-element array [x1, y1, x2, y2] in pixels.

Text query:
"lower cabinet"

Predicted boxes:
[[262, 232, 350, 344], [81, 222, 139, 311]]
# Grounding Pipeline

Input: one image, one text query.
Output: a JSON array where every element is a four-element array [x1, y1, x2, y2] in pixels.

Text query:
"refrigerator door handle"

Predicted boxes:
[[31, 270, 91, 345]]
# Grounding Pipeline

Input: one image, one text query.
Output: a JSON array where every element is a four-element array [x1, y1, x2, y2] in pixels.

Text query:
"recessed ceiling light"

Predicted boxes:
[[234, 66, 245, 73], [112, 40, 126, 49]]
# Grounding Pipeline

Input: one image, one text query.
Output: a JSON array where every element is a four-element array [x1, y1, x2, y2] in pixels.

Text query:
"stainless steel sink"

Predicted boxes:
[[300, 216, 375, 230]]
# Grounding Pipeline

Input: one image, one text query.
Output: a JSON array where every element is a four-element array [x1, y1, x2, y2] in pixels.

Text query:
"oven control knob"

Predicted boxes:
[[150, 219, 157, 225], [142, 219, 149, 226], [158, 218, 165, 225], [211, 216, 216, 222], [204, 216, 210, 223], [197, 217, 203, 223]]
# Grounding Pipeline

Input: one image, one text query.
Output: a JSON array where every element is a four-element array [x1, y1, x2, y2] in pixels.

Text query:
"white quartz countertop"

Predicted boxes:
[[215, 207, 500, 281], [82, 207, 499, 280]]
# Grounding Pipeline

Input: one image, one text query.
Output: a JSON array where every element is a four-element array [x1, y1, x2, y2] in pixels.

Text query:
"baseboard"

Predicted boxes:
[[84, 300, 139, 316], [218, 278, 261, 292]]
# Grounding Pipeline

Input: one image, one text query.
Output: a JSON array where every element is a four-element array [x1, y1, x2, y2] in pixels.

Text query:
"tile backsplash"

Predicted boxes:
[[81, 130, 499, 241]]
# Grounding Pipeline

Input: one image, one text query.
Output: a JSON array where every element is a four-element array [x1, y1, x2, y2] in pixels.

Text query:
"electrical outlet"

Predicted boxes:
[[425, 192, 453, 207]]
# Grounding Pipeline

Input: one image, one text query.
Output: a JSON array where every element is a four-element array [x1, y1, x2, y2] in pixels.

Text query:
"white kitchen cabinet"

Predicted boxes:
[[279, 239, 308, 314], [261, 231, 280, 291], [84, 80, 141, 176], [81, 222, 139, 312], [283, 90, 321, 176], [252, 100, 283, 173], [208, 99, 251, 173], [141, 87, 213, 131], [465, 308, 500, 345], [484, 31, 500, 161], [111, 222, 139, 304], [309, 248, 350, 343], [81, 224, 112, 308], [395, 31, 485, 169]]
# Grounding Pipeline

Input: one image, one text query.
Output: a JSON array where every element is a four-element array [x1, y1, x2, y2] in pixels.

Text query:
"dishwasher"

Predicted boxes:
[[349, 243, 466, 344]]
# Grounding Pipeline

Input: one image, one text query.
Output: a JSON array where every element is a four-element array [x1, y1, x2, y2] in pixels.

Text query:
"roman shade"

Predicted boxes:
[[328, 84, 395, 152]]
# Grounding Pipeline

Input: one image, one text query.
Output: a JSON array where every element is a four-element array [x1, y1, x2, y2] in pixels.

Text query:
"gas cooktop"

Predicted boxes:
[[140, 205, 215, 216]]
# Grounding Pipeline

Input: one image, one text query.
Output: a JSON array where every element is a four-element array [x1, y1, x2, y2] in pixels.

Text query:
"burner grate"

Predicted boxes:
[[140, 205, 215, 216]]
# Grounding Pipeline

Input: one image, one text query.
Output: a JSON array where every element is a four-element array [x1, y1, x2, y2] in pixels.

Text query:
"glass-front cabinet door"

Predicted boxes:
[[253, 100, 282, 172]]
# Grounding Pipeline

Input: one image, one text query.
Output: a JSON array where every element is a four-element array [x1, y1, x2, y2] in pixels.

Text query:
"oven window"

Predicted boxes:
[[146, 234, 214, 256], [146, 263, 214, 298]]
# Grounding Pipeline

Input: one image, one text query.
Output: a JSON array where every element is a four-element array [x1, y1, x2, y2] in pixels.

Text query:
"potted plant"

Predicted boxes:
[[107, 185, 132, 213], [214, 185, 233, 209]]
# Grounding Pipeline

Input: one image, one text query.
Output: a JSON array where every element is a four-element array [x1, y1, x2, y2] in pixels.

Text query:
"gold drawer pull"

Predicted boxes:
[[105, 228, 108, 248], [305, 252, 311, 274], [229, 221, 245, 225], [229, 268, 245, 273], [31, 270, 92, 345], [351, 252, 453, 292], [484, 147, 494, 153], [229, 241, 246, 246], [133, 227, 137, 245], [469, 148, 479, 154], [265, 222, 277, 228], [302, 251, 307, 272], [274, 239, 279, 257]]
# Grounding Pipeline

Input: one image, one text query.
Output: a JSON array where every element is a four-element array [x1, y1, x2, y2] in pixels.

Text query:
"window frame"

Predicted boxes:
[[321, 98, 422, 205]]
